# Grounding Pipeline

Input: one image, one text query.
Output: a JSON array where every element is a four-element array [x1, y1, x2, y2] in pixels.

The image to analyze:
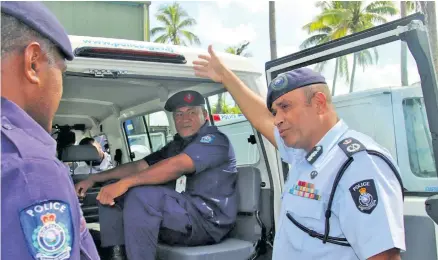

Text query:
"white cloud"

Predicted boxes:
[[325, 62, 421, 96], [277, 45, 299, 58], [217, 0, 268, 13], [195, 5, 258, 46]]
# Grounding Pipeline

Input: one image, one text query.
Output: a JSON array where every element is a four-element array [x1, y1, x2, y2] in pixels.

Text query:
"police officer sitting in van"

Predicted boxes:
[[192, 46, 405, 260], [75, 90, 238, 260]]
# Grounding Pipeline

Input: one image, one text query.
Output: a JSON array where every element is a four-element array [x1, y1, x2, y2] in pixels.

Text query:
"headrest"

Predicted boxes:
[[61, 145, 100, 162]]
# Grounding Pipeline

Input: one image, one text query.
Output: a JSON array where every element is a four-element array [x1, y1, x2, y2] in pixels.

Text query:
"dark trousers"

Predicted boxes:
[[98, 185, 214, 260]]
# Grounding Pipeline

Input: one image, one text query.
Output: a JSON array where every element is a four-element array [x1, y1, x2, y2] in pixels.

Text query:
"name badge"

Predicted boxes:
[[175, 175, 187, 193]]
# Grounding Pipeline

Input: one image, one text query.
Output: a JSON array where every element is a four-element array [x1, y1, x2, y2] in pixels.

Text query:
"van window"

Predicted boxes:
[[403, 98, 436, 178], [123, 111, 170, 161], [207, 92, 260, 166]]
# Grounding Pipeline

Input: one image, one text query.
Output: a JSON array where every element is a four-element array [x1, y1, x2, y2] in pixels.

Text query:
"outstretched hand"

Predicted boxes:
[[193, 45, 227, 83]]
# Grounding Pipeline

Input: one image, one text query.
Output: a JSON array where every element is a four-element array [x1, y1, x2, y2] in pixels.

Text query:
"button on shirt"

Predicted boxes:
[[1, 97, 100, 260], [144, 123, 238, 242], [272, 119, 405, 260]]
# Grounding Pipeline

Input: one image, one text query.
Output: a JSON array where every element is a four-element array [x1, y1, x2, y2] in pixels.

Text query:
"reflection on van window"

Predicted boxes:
[[207, 92, 260, 166], [403, 98, 436, 178]]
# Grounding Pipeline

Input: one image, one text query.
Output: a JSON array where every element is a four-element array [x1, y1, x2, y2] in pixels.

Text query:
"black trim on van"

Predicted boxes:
[[265, 12, 425, 77]]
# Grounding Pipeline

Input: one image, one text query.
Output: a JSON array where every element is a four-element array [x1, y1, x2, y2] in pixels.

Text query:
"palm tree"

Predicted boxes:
[[300, 23, 349, 95], [269, 1, 278, 60], [151, 2, 200, 46], [418, 1, 438, 80], [303, 1, 397, 92], [214, 41, 251, 113], [225, 41, 252, 57]]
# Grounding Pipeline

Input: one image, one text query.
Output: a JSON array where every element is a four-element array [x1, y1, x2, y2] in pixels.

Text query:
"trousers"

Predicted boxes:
[[98, 185, 214, 260]]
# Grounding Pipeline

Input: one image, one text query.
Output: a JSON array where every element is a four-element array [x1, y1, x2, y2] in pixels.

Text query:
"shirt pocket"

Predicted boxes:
[[281, 191, 325, 250]]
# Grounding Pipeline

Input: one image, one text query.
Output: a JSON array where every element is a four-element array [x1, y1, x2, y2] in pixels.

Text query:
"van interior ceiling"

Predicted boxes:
[[53, 75, 222, 131]]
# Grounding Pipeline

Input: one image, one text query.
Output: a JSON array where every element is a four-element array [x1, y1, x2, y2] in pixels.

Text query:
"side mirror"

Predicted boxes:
[[425, 195, 438, 225]]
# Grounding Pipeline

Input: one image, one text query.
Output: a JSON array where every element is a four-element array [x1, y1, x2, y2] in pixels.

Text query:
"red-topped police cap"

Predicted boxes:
[[164, 90, 206, 112]]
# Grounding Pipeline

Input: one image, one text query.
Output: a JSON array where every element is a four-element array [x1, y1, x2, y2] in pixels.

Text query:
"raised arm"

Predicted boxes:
[[193, 45, 277, 148]]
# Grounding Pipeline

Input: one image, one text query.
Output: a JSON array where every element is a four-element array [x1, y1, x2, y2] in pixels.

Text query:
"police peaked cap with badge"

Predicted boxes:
[[1, 1, 74, 61], [267, 68, 327, 110], [164, 90, 206, 112]]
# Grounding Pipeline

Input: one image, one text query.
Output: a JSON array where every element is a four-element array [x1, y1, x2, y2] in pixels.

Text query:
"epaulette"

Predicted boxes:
[[337, 137, 366, 157]]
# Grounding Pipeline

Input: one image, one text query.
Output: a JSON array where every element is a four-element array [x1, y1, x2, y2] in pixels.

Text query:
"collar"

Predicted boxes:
[[304, 119, 349, 167], [1, 97, 56, 149]]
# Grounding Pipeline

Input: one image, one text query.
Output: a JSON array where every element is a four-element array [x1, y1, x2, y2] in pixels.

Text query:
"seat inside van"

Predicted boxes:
[[156, 166, 262, 260]]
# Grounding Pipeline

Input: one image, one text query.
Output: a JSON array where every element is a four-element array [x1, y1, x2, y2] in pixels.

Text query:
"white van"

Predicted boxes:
[[55, 13, 438, 260]]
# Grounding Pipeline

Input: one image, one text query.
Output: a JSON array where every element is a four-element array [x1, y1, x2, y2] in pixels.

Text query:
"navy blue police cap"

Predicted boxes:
[[1, 1, 74, 60], [164, 90, 205, 112], [267, 68, 327, 110]]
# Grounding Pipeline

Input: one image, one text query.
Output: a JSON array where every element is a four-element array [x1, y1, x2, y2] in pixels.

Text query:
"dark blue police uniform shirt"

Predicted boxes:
[[1, 97, 100, 260], [144, 123, 238, 242]]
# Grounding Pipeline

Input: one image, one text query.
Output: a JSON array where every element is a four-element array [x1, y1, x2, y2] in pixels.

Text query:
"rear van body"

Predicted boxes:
[[53, 13, 438, 260]]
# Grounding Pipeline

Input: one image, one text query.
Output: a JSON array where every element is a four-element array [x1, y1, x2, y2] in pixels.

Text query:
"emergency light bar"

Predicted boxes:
[[74, 47, 187, 64]]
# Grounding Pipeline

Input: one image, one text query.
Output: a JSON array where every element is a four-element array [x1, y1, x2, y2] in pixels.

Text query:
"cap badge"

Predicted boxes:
[[271, 74, 288, 90], [184, 93, 194, 103]]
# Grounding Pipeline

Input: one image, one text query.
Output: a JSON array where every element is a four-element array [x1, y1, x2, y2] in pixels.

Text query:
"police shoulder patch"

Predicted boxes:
[[200, 134, 215, 144], [338, 137, 366, 157], [349, 179, 378, 214], [19, 200, 73, 260]]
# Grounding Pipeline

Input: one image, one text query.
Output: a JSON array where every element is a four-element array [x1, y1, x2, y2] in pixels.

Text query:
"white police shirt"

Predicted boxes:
[[272, 119, 405, 260]]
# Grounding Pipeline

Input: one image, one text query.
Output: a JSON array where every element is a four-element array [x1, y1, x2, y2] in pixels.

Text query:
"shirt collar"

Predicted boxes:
[[1, 97, 56, 149], [304, 119, 349, 167]]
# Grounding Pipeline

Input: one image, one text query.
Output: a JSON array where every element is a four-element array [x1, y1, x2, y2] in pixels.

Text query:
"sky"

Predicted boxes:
[[149, 0, 321, 69], [146, 0, 436, 124]]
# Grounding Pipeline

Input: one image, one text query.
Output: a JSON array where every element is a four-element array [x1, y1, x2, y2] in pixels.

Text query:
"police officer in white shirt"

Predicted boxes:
[[74, 137, 114, 174], [192, 46, 405, 260]]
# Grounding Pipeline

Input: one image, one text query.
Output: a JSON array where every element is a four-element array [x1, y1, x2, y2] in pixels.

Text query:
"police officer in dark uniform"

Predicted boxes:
[[1, 2, 100, 260], [75, 90, 238, 260]]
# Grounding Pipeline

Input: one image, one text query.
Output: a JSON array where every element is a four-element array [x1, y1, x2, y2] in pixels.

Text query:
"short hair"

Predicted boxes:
[[79, 137, 95, 146], [1, 13, 60, 65], [302, 83, 333, 104]]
